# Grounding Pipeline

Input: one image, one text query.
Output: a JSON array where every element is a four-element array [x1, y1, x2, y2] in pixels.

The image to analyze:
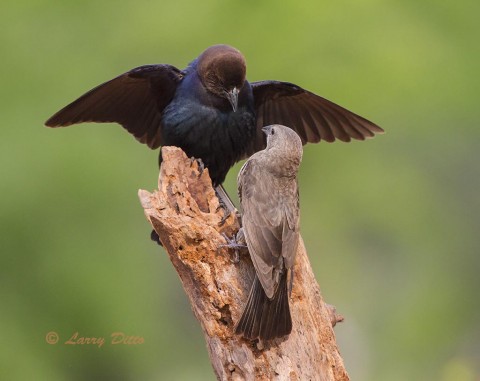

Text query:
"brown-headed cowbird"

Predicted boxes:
[[233, 124, 302, 341], [45, 44, 383, 189]]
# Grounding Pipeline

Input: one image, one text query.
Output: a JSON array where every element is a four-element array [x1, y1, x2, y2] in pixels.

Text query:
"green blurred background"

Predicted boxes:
[[2, 0, 479, 380]]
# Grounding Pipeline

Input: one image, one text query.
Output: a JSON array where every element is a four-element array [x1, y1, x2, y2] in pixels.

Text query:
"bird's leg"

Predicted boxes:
[[288, 269, 294, 296], [158, 148, 163, 167], [150, 151, 164, 246], [215, 184, 241, 225], [219, 229, 248, 263]]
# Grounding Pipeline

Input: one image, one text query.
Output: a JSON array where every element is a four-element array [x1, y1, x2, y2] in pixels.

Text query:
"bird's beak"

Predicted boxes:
[[262, 126, 272, 135], [226, 87, 239, 112]]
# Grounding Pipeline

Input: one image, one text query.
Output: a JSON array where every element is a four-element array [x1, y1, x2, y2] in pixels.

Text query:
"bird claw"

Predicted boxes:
[[217, 204, 231, 226], [190, 156, 205, 175], [150, 229, 163, 247], [220, 232, 247, 250], [214, 185, 238, 226], [219, 232, 247, 263]]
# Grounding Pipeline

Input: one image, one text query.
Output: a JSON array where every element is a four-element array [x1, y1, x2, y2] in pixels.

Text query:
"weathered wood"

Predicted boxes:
[[138, 146, 348, 381]]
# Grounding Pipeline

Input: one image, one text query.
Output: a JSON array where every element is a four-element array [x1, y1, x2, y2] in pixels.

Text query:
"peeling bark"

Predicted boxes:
[[139, 146, 349, 381]]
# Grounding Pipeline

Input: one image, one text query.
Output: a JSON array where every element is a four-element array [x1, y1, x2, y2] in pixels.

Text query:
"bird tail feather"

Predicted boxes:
[[235, 271, 292, 340]]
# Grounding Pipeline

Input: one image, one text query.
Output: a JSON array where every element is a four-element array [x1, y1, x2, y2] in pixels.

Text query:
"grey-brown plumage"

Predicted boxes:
[[235, 124, 302, 341]]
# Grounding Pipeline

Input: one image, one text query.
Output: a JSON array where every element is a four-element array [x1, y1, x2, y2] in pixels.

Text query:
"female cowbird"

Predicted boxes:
[[45, 44, 383, 189], [233, 124, 302, 341]]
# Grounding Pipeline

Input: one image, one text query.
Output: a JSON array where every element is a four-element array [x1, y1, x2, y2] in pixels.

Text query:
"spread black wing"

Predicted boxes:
[[45, 64, 184, 149], [250, 80, 384, 153]]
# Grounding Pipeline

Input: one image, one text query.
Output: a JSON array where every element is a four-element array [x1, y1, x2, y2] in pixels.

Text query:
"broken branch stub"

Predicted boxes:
[[138, 146, 349, 381]]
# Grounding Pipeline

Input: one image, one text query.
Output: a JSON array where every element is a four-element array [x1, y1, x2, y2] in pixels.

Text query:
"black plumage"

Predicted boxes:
[[45, 44, 383, 186]]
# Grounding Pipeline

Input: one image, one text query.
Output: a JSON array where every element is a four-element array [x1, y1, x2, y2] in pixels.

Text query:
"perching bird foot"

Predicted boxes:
[[216, 203, 231, 226], [189, 156, 205, 175], [151, 229, 163, 246], [214, 185, 238, 226], [219, 231, 247, 263]]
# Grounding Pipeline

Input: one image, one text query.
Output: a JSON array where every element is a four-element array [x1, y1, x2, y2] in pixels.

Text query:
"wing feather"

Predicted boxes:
[[45, 64, 184, 149], [238, 156, 300, 299], [250, 80, 383, 151]]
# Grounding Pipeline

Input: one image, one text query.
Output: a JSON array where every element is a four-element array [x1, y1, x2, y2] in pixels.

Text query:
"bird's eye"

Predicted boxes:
[[271, 128, 275, 135]]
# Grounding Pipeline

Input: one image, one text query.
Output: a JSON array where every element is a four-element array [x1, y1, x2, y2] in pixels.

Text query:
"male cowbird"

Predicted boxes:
[[232, 124, 302, 341], [45, 44, 383, 190]]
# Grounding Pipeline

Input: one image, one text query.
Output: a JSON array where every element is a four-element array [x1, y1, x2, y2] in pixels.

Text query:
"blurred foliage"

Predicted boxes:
[[1, 0, 479, 380]]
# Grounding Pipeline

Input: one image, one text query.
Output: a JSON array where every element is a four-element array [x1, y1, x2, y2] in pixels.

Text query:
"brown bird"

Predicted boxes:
[[232, 124, 303, 341]]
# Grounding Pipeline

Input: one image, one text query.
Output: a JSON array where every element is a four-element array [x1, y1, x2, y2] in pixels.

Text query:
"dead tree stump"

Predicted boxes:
[[138, 146, 348, 381]]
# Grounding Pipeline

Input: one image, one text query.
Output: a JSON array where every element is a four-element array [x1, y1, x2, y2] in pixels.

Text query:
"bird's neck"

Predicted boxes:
[[259, 151, 299, 179]]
